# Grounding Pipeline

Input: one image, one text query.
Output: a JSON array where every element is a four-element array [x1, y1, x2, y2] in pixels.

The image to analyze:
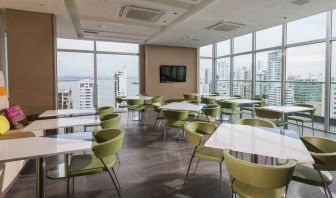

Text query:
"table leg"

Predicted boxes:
[[36, 157, 46, 198], [284, 113, 288, 129], [240, 105, 243, 119]]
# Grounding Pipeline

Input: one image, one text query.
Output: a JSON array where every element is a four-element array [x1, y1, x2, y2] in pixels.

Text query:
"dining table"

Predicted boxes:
[[39, 109, 96, 118], [225, 99, 261, 118], [159, 102, 205, 112], [205, 123, 314, 164], [124, 96, 153, 101], [0, 132, 93, 198]]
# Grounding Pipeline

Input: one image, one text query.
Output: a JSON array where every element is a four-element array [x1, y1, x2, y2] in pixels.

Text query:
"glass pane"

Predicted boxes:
[[256, 25, 282, 49], [255, 82, 282, 105], [200, 44, 213, 57], [287, 12, 327, 44], [256, 50, 282, 81], [216, 81, 230, 96], [97, 54, 139, 107], [216, 58, 230, 81], [233, 54, 252, 81], [96, 41, 139, 53], [57, 38, 94, 50], [234, 34, 252, 53], [199, 58, 213, 94], [216, 40, 230, 57], [233, 81, 252, 98], [333, 10, 336, 37], [286, 43, 326, 82], [330, 42, 336, 131], [57, 52, 94, 109]]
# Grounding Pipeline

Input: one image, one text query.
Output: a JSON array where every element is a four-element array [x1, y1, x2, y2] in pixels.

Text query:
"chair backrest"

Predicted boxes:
[[183, 121, 217, 146], [252, 96, 265, 106], [210, 92, 220, 96], [301, 136, 336, 171], [162, 109, 188, 128], [116, 96, 126, 103], [151, 96, 163, 103], [152, 102, 164, 112], [233, 95, 242, 98], [202, 104, 220, 117], [92, 129, 125, 159], [201, 97, 216, 104], [182, 100, 198, 104], [127, 99, 145, 106], [218, 101, 237, 111], [183, 93, 197, 100], [223, 149, 296, 189], [235, 118, 276, 128], [255, 107, 283, 120], [294, 103, 316, 115], [100, 113, 121, 129], [96, 106, 113, 117]]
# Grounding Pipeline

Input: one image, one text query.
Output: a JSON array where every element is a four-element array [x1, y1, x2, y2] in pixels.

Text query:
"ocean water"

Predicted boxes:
[[58, 78, 139, 108]]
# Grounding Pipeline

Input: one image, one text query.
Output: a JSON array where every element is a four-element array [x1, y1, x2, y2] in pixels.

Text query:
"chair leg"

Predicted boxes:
[[100, 160, 122, 198], [312, 121, 315, 136], [154, 112, 160, 126], [219, 162, 223, 197], [193, 159, 200, 175], [184, 148, 196, 185], [296, 121, 301, 134], [112, 167, 121, 190], [72, 177, 75, 198], [301, 122, 304, 136], [116, 153, 121, 164], [316, 170, 332, 198], [67, 177, 70, 198]]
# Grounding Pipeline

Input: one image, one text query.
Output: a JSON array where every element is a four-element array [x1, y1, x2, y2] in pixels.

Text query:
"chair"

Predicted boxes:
[[218, 101, 241, 122], [183, 121, 224, 196], [84, 106, 113, 131], [100, 113, 121, 129], [162, 109, 188, 140], [127, 99, 145, 121], [151, 96, 163, 104], [242, 96, 265, 116], [183, 93, 197, 100], [288, 104, 316, 135], [210, 92, 220, 96], [255, 107, 287, 128], [278, 136, 336, 198], [67, 129, 125, 198], [201, 104, 220, 123], [235, 118, 276, 128], [153, 102, 165, 126], [200, 97, 216, 105], [115, 96, 127, 111], [224, 149, 296, 198], [182, 100, 199, 119], [233, 95, 242, 98]]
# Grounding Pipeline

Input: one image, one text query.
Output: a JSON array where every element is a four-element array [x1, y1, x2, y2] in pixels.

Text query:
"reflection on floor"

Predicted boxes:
[[5, 111, 336, 198]]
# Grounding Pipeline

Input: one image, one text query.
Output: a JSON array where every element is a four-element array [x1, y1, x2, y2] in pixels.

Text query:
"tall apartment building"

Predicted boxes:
[[57, 89, 73, 109], [114, 67, 127, 97], [79, 79, 94, 109]]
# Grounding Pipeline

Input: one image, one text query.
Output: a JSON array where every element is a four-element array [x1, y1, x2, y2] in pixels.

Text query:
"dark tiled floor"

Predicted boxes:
[[5, 111, 336, 198]]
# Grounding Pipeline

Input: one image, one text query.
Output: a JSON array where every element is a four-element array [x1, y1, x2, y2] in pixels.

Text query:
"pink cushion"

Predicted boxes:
[[4, 105, 28, 129]]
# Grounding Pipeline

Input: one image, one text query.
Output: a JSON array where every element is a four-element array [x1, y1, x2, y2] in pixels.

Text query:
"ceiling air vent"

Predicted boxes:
[[119, 5, 164, 22], [207, 22, 246, 32], [83, 30, 99, 34], [292, 0, 310, 5]]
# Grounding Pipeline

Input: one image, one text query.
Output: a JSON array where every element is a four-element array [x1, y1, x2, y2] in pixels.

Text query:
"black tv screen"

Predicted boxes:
[[160, 65, 186, 83]]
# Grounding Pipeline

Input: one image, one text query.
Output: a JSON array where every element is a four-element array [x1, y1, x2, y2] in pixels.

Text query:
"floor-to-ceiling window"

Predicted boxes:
[[215, 40, 231, 95], [57, 39, 139, 109], [199, 44, 213, 94]]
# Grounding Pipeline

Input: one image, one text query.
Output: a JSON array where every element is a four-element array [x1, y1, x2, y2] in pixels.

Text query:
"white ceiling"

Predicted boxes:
[[1, 0, 336, 48]]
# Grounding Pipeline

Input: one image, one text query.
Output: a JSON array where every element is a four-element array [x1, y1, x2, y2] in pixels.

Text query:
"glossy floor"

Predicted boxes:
[[6, 111, 336, 198]]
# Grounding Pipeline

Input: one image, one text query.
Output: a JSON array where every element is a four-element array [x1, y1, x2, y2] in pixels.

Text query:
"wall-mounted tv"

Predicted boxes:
[[160, 65, 186, 83]]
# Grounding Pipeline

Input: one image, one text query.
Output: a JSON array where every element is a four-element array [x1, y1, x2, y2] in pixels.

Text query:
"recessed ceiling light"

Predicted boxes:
[[174, 12, 178, 15], [292, 0, 310, 5], [163, 20, 167, 23]]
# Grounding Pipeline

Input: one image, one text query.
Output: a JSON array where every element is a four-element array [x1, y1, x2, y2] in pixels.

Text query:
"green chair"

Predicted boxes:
[[100, 113, 121, 129], [183, 93, 197, 100], [278, 136, 336, 198], [151, 96, 163, 104], [182, 100, 199, 119], [127, 99, 145, 121], [200, 97, 216, 105], [224, 149, 296, 198], [242, 96, 265, 116], [67, 129, 125, 198], [183, 121, 224, 196], [288, 104, 316, 135], [210, 92, 220, 96], [115, 96, 127, 111], [255, 107, 287, 128], [233, 95, 243, 98], [218, 101, 241, 122], [162, 109, 188, 140], [201, 104, 220, 123], [235, 118, 276, 128], [84, 106, 113, 131], [153, 102, 165, 126]]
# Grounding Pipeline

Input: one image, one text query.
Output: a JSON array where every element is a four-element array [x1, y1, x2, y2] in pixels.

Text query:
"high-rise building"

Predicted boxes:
[[114, 67, 127, 97], [58, 89, 73, 109], [79, 79, 94, 109]]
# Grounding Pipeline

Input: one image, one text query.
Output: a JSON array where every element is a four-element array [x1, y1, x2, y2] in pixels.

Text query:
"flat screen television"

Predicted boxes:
[[160, 65, 187, 83]]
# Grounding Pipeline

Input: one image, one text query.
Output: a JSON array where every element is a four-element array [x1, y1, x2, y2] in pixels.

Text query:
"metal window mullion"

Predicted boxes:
[[252, 32, 256, 98], [325, 11, 332, 131], [213, 44, 216, 93], [281, 22, 287, 105], [230, 39, 234, 96], [94, 41, 98, 108]]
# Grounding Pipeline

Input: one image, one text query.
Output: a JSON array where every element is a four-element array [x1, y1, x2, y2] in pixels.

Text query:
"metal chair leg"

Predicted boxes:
[[312, 121, 315, 136], [101, 160, 122, 198], [301, 122, 304, 135], [193, 159, 200, 175], [72, 177, 75, 198], [67, 177, 70, 198], [316, 170, 332, 198], [116, 153, 121, 164], [295, 121, 301, 134], [112, 167, 121, 190], [184, 148, 196, 185], [219, 162, 223, 197], [154, 112, 160, 126]]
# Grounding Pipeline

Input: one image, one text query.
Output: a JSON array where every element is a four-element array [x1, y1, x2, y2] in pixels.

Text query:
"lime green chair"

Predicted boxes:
[[218, 101, 241, 122], [127, 99, 145, 121], [255, 107, 287, 128], [67, 129, 125, 198], [115, 96, 127, 111], [233, 95, 242, 98], [210, 92, 220, 96], [153, 102, 165, 126], [201, 104, 220, 123], [84, 106, 113, 131], [183, 121, 224, 196], [151, 96, 163, 104], [288, 104, 316, 135], [278, 136, 336, 198], [182, 100, 199, 119], [200, 97, 216, 105], [235, 118, 276, 128], [162, 109, 189, 140], [183, 93, 197, 100], [100, 113, 121, 129], [224, 149, 296, 198], [242, 96, 265, 116]]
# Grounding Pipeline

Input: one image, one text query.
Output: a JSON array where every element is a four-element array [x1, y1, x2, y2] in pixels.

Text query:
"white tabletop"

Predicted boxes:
[[160, 102, 205, 112], [262, 105, 313, 113], [125, 96, 153, 100], [39, 109, 96, 118], [21, 115, 100, 132], [226, 99, 261, 105], [205, 123, 314, 164], [0, 132, 93, 163], [208, 96, 239, 101]]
